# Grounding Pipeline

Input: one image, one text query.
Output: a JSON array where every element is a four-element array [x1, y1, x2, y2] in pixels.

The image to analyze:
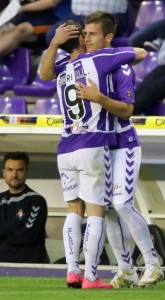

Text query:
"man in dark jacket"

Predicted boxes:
[[0, 151, 49, 263]]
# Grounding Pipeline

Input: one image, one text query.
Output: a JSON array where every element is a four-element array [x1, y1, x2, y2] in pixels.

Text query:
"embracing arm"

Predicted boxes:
[[76, 79, 133, 119], [133, 47, 148, 65], [39, 39, 59, 81]]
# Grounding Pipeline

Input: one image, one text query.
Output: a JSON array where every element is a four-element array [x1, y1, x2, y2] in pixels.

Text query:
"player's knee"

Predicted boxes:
[[68, 199, 85, 217], [17, 22, 34, 36]]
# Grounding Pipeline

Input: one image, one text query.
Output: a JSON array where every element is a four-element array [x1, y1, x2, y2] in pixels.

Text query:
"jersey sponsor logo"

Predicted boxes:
[[66, 121, 89, 134], [113, 183, 122, 196], [63, 183, 78, 192]]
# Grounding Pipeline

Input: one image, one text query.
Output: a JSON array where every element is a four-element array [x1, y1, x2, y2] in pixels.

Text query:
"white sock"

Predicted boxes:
[[63, 213, 82, 274], [83, 216, 105, 281], [115, 202, 159, 266], [105, 208, 133, 272]]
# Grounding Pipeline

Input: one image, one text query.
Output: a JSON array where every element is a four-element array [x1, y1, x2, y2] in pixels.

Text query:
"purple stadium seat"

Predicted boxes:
[[32, 98, 61, 114], [135, 1, 165, 31], [133, 51, 158, 88], [14, 73, 57, 97], [13, 50, 58, 97], [112, 1, 165, 47], [111, 3, 134, 47], [0, 97, 27, 114], [0, 47, 31, 92]]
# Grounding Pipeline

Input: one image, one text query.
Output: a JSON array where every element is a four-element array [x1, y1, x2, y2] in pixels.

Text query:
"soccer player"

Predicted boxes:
[[75, 11, 164, 288], [39, 18, 147, 289]]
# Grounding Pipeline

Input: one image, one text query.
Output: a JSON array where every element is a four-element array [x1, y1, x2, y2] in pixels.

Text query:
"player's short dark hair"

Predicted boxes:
[[3, 152, 30, 169], [84, 11, 116, 37], [60, 20, 83, 53]]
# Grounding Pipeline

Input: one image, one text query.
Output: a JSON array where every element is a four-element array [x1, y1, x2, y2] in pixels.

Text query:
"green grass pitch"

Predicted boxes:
[[0, 277, 165, 300]]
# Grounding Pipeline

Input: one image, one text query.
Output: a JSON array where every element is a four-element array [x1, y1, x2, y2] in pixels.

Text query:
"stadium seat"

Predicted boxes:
[[0, 97, 27, 114], [32, 98, 61, 114], [13, 51, 58, 97], [14, 73, 57, 98], [112, 3, 134, 47], [112, 1, 165, 47], [133, 51, 158, 88], [135, 0, 165, 31], [0, 47, 31, 93]]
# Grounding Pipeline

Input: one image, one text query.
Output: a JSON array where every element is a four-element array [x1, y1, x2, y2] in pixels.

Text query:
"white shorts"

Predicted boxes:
[[57, 146, 112, 206], [110, 146, 141, 206]]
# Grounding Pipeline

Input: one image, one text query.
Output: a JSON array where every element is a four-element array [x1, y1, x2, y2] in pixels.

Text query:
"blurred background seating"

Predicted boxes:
[[0, 97, 27, 114], [13, 51, 57, 98], [32, 98, 61, 115], [135, 0, 165, 31], [132, 51, 159, 88], [0, 47, 31, 93]]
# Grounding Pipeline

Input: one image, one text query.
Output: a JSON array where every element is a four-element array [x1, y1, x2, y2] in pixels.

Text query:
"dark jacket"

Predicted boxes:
[[0, 185, 49, 263]]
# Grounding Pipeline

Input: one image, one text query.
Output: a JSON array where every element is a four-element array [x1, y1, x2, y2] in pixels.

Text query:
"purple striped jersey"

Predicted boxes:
[[55, 47, 136, 154], [107, 64, 141, 149]]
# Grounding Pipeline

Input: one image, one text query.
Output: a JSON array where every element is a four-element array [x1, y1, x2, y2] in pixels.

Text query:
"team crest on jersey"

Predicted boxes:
[[113, 183, 122, 196], [16, 209, 24, 220], [127, 91, 132, 98]]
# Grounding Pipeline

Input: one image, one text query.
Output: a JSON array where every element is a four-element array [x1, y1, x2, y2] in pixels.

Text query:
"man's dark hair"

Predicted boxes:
[[3, 152, 30, 169], [84, 11, 116, 37], [60, 20, 83, 53]]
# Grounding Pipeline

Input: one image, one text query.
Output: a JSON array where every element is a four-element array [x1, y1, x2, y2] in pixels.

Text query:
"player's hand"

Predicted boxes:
[[76, 78, 101, 102], [52, 23, 80, 46]]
